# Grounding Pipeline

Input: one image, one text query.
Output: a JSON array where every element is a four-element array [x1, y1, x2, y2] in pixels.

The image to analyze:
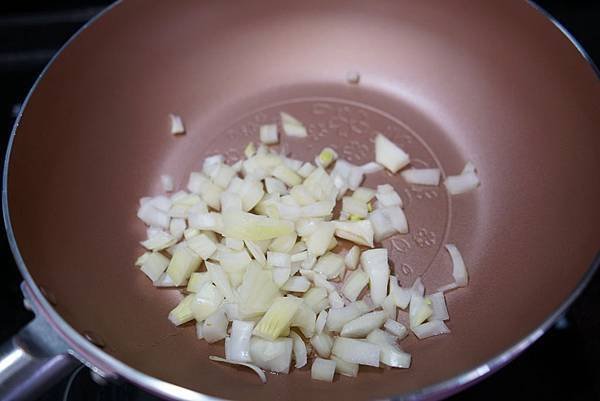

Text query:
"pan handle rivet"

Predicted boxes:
[[83, 331, 106, 348], [39, 286, 57, 305]]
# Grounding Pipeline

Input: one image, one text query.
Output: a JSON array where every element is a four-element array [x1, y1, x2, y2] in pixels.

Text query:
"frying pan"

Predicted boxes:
[[1, 1, 599, 400]]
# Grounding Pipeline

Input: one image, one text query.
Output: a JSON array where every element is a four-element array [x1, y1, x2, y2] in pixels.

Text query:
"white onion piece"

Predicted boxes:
[[375, 184, 403, 207], [311, 358, 336, 382], [384, 319, 408, 339], [325, 301, 370, 332], [160, 174, 174, 192], [189, 283, 223, 322], [272, 266, 291, 287], [444, 171, 480, 195], [280, 112, 308, 138], [328, 291, 345, 309], [220, 192, 242, 212], [265, 177, 287, 195], [401, 168, 441, 186], [224, 237, 244, 251], [166, 245, 201, 285], [237, 264, 280, 319], [137, 203, 170, 229], [188, 212, 223, 231], [366, 329, 411, 368], [196, 322, 204, 339], [225, 320, 254, 362], [333, 220, 374, 247], [368, 209, 396, 242], [153, 272, 181, 288], [306, 222, 335, 257], [205, 261, 237, 303], [331, 337, 380, 367], [290, 251, 308, 262], [462, 161, 476, 174], [445, 244, 468, 287], [310, 332, 334, 358], [186, 234, 217, 260], [289, 331, 307, 369], [360, 162, 384, 174], [360, 248, 390, 306], [428, 292, 449, 321], [340, 310, 387, 338], [302, 200, 335, 218], [203, 155, 224, 176], [315, 310, 328, 334], [135, 252, 150, 267], [244, 240, 266, 266], [140, 252, 170, 282], [344, 246, 360, 270], [149, 195, 172, 211], [168, 294, 195, 326], [222, 211, 294, 241], [411, 277, 425, 297], [203, 308, 228, 343], [382, 295, 396, 319], [389, 277, 411, 309], [209, 356, 267, 384], [301, 253, 317, 270], [223, 303, 241, 321], [291, 302, 317, 338], [375, 133, 410, 173], [296, 163, 315, 179], [295, 219, 319, 239], [302, 287, 329, 313], [381, 206, 408, 234], [259, 124, 279, 144], [436, 282, 459, 293], [169, 218, 186, 240], [254, 296, 302, 340], [282, 276, 311, 293], [342, 269, 369, 302], [313, 253, 345, 279], [267, 251, 291, 268], [169, 113, 185, 135], [332, 356, 359, 377], [412, 320, 450, 339], [342, 196, 368, 218], [409, 294, 432, 329]]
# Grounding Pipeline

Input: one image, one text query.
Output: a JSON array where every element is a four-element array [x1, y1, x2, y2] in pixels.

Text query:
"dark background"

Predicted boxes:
[[0, 1, 598, 400]]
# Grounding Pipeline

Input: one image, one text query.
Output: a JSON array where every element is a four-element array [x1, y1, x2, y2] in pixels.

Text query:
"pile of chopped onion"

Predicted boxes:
[[135, 113, 480, 383]]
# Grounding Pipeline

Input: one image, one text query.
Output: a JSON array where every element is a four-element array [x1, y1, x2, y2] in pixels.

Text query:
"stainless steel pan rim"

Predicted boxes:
[[2, 1, 598, 400]]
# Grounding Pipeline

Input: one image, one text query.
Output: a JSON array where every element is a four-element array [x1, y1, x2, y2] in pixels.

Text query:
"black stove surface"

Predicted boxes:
[[0, 1, 598, 400]]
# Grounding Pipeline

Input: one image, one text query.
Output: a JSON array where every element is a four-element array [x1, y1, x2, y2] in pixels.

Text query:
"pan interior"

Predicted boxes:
[[6, 1, 600, 400]]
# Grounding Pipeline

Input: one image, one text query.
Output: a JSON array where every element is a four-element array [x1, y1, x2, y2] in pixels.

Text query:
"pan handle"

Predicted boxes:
[[0, 303, 80, 400]]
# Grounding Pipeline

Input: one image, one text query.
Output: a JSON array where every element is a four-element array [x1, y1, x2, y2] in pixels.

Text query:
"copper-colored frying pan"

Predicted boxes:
[[1, 1, 599, 400]]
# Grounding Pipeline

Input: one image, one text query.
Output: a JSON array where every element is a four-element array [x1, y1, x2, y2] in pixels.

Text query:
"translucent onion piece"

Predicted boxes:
[[160, 174, 174, 192], [325, 301, 370, 332], [360, 248, 390, 306], [290, 331, 308, 368], [374, 133, 410, 173], [259, 124, 279, 144], [444, 171, 480, 195], [428, 292, 449, 321], [168, 294, 195, 326], [166, 245, 201, 285], [315, 310, 328, 334], [169, 113, 185, 135], [331, 337, 380, 367], [400, 168, 441, 186], [311, 358, 336, 382], [203, 308, 228, 343], [310, 332, 334, 358], [366, 329, 411, 368], [225, 320, 254, 362], [342, 269, 369, 302], [340, 310, 387, 338], [280, 112, 308, 138], [384, 319, 408, 339], [313, 252, 345, 279], [209, 356, 267, 384], [253, 296, 303, 340], [249, 337, 293, 374], [332, 355, 359, 377], [344, 245, 360, 270], [412, 320, 450, 339], [222, 211, 294, 241], [140, 252, 170, 282], [445, 244, 468, 287]]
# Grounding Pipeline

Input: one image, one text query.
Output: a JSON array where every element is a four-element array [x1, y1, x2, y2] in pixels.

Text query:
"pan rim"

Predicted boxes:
[[2, 1, 599, 400]]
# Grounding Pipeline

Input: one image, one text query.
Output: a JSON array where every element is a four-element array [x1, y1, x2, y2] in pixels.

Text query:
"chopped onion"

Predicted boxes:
[[189, 283, 223, 321], [428, 292, 449, 321], [389, 277, 411, 309], [290, 331, 308, 368], [301, 252, 317, 270], [375, 184, 403, 207], [203, 308, 228, 343], [342, 197, 368, 218], [160, 174, 174, 192], [303, 287, 329, 313], [267, 251, 292, 268], [205, 261, 237, 302], [344, 246, 360, 270], [315, 310, 328, 334], [188, 212, 223, 231], [352, 187, 376, 203], [444, 171, 480, 195], [401, 168, 441, 186], [152, 272, 181, 287], [306, 222, 335, 257], [313, 253, 345, 279], [290, 185, 317, 206], [384, 319, 408, 339], [291, 302, 317, 338], [186, 234, 217, 259], [381, 206, 408, 234], [331, 337, 380, 367], [409, 293, 432, 329], [169, 113, 185, 135], [333, 220, 374, 247], [137, 203, 170, 229], [225, 320, 254, 362], [311, 358, 336, 382], [445, 244, 468, 287], [374, 133, 410, 173], [297, 162, 316, 178], [412, 320, 450, 339], [342, 269, 369, 302], [316, 147, 338, 168], [259, 124, 279, 144], [282, 276, 311, 293], [237, 263, 280, 318], [269, 233, 297, 253], [224, 237, 244, 251], [169, 218, 186, 240], [135, 252, 150, 267], [222, 211, 294, 241], [332, 355, 359, 377], [249, 337, 293, 374], [140, 252, 170, 282], [360, 249, 390, 306], [273, 165, 302, 186], [366, 329, 411, 368], [290, 250, 308, 263], [328, 291, 345, 309], [220, 191, 242, 212], [265, 177, 287, 195], [310, 332, 334, 358], [368, 209, 396, 242], [382, 295, 396, 319], [168, 294, 195, 326], [325, 301, 370, 332], [209, 356, 266, 384], [166, 245, 202, 285], [302, 200, 335, 218], [360, 162, 383, 174], [186, 272, 212, 293], [462, 161, 476, 174], [244, 240, 267, 266], [340, 310, 387, 338], [281, 112, 308, 138], [253, 296, 303, 340]]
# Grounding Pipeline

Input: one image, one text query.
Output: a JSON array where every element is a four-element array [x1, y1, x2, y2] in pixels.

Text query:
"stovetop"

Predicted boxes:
[[0, 1, 598, 400]]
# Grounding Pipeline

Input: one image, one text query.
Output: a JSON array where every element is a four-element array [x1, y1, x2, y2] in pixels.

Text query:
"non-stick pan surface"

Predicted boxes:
[[4, 1, 600, 400]]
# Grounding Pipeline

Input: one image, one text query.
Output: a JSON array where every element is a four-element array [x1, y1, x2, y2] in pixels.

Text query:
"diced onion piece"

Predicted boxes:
[[352, 187, 376, 203], [269, 233, 297, 253], [224, 237, 244, 251], [169, 218, 186, 240], [376, 184, 403, 207], [253, 296, 303, 340], [306, 222, 335, 257], [140, 231, 177, 251], [244, 240, 267, 266], [160, 174, 174, 192], [313, 253, 345, 279], [249, 337, 293, 374], [310, 332, 334, 358], [445, 244, 468, 287], [444, 171, 480, 195], [205, 261, 237, 302], [331, 337, 380, 367], [291, 302, 316, 338], [186, 234, 217, 260], [409, 294, 433, 329], [366, 329, 411, 368], [360, 162, 383, 174], [302, 200, 335, 218], [342, 269, 369, 302], [360, 249, 390, 306], [382, 295, 396, 319], [196, 322, 204, 339], [344, 246, 360, 270], [244, 142, 256, 158], [168, 294, 195, 326], [222, 211, 294, 241], [272, 267, 290, 288], [428, 292, 449, 321], [190, 283, 224, 321], [169, 113, 185, 135], [290, 331, 308, 368], [332, 356, 359, 377], [346, 70, 360, 84], [259, 124, 279, 144], [328, 291, 345, 309], [462, 161, 476, 174], [281, 112, 308, 138], [340, 310, 387, 338], [342, 197, 368, 218], [282, 276, 311, 293], [297, 162, 316, 178], [374, 133, 409, 173], [209, 356, 266, 384], [267, 251, 292, 268], [166, 245, 202, 285], [368, 209, 396, 242], [220, 191, 242, 212], [135, 252, 150, 267], [187, 272, 212, 293], [203, 308, 228, 343], [265, 177, 287, 195], [412, 320, 450, 339], [140, 252, 170, 282], [333, 220, 374, 247], [384, 319, 408, 339], [225, 320, 254, 362], [325, 301, 370, 332], [291, 251, 308, 263], [303, 287, 329, 313], [381, 206, 409, 234], [137, 203, 170, 229], [316, 147, 338, 168], [315, 310, 328, 334], [301, 253, 317, 270], [203, 155, 225, 176], [272, 165, 302, 186], [239, 179, 265, 211], [188, 212, 223, 231], [411, 277, 425, 297], [401, 168, 441, 186], [389, 277, 411, 309], [290, 185, 317, 206], [237, 263, 280, 318], [311, 358, 336, 382]]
